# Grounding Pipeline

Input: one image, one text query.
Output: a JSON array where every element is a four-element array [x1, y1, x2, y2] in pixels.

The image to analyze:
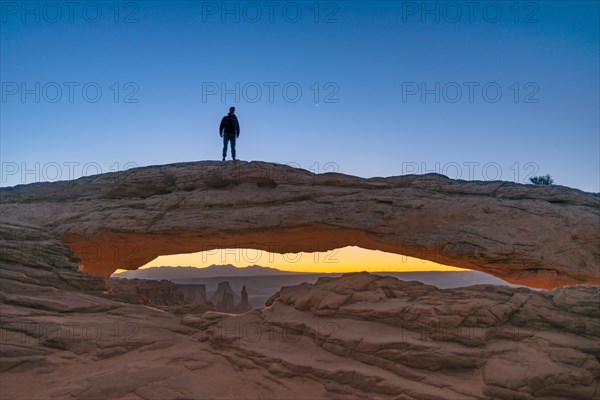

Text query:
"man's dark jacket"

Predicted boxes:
[[220, 114, 240, 137]]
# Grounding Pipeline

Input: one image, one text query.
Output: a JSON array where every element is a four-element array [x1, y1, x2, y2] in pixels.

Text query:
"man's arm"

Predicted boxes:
[[235, 118, 240, 137], [219, 117, 226, 136]]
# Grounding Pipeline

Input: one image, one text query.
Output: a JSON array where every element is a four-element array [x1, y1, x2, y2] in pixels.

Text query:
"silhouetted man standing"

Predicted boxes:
[[219, 106, 240, 161]]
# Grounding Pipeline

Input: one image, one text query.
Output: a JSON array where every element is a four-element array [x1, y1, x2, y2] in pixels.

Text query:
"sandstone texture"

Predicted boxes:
[[1, 257, 599, 398], [195, 272, 600, 400], [107, 277, 207, 306], [1, 160, 599, 399], [1, 161, 598, 289], [0, 215, 599, 399]]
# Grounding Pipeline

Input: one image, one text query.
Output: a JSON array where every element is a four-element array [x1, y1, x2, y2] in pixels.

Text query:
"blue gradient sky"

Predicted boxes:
[[1, 1, 599, 191]]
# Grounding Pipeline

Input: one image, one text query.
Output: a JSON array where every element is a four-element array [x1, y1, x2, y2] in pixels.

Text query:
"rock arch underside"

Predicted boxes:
[[1, 161, 598, 289]]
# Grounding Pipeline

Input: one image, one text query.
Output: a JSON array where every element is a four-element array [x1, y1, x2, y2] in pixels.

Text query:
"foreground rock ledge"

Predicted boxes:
[[1, 160, 599, 289]]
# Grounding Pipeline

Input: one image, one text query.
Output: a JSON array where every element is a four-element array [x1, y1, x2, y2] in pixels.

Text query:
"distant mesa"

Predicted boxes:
[[1, 160, 598, 289], [108, 277, 208, 306], [107, 277, 252, 314], [113, 264, 301, 280]]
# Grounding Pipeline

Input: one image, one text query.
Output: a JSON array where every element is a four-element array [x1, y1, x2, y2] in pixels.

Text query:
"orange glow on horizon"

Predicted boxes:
[[114, 246, 467, 274]]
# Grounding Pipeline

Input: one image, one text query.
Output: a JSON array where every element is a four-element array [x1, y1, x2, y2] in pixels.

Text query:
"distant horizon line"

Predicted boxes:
[[115, 264, 479, 275]]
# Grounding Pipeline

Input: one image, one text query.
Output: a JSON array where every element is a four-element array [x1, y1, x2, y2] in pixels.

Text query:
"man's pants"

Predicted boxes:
[[222, 135, 236, 159]]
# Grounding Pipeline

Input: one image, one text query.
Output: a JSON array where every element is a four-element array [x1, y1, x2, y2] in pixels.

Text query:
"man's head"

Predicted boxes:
[[229, 106, 235, 114]]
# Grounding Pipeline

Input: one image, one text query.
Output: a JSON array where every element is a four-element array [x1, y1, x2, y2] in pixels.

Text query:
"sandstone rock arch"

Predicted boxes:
[[1, 161, 598, 289]]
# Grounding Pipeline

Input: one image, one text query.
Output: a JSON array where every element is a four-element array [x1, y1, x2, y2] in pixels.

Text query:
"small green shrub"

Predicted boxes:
[[530, 174, 554, 185]]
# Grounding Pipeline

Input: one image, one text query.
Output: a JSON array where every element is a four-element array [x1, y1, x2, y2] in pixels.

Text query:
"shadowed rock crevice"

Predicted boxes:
[[1, 160, 598, 289]]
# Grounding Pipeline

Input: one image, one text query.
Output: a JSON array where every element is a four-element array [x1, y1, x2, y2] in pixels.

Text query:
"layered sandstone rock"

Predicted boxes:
[[2, 161, 598, 399], [107, 278, 207, 306], [0, 219, 105, 294], [0, 216, 598, 399], [192, 273, 600, 400], [177, 283, 207, 304], [0, 161, 598, 288], [2, 263, 597, 399], [208, 281, 252, 313]]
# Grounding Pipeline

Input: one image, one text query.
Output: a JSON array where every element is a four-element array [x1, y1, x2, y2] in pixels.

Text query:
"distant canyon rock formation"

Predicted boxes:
[[107, 276, 251, 314], [108, 278, 207, 306], [1, 160, 598, 289], [208, 281, 252, 313]]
